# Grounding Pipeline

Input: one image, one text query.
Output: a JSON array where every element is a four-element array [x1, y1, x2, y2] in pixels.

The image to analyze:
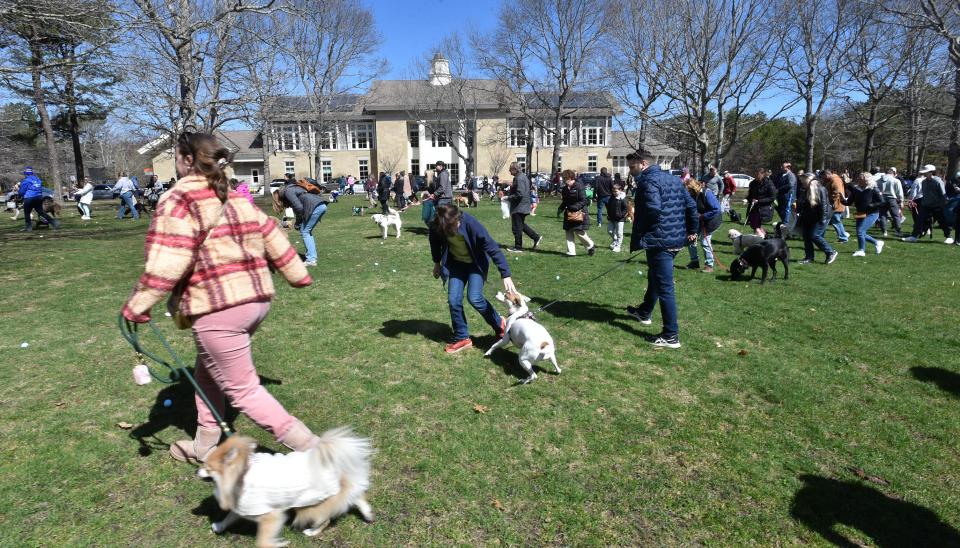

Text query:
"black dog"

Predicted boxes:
[[728, 209, 742, 223], [730, 238, 789, 284]]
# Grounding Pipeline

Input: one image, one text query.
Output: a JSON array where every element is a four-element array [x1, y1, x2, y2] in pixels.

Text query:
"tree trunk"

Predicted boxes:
[[805, 116, 816, 175], [525, 121, 534, 175], [551, 111, 562, 175], [949, 49, 960, 177], [64, 48, 84, 180], [30, 37, 64, 203], [862, 103, 878, 172]]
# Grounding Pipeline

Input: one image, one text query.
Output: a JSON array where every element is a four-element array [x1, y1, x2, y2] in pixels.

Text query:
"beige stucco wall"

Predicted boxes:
[[373, 119, 408, 176]]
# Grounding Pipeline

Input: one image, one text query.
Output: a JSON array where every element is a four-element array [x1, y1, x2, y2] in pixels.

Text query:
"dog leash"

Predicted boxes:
[[118, 315, 233, 437], [535, 252, 643, 314]]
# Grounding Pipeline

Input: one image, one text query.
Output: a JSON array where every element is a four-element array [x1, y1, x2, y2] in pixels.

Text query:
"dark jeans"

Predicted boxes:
[[23, 196, 53, 229], [380, 200, 389, 214], [511, 212, 540, 248], [447, 260, 502, 341], [877, 197, 902, 235], [396, 193, 406, 209], [801, 220, 834, 260], [595, 195, 610, 226], [117, 191, 139, 219], [777, 194, 793, 223], [637, 248, 680, 338], [912, 206, 950, 238]]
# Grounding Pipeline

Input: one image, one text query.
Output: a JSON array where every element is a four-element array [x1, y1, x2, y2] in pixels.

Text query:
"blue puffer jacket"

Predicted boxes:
[[630, 165, 699, 251], [18, 175, 43, 199]]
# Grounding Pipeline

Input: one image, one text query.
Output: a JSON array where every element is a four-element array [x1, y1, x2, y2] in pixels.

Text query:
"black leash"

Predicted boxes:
[[535, 251, 643, 314]]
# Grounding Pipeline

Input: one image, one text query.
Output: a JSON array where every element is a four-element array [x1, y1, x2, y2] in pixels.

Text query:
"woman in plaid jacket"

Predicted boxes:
[[121, 132, 322, 464]]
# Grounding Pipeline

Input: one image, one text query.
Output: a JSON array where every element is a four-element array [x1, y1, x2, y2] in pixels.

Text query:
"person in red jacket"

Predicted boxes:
[[721, 170, 737, 213]]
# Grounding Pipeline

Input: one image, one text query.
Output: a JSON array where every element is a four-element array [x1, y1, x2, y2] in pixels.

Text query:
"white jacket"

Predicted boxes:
[[76, 183, 94, 205], [233, 450, 340, 517]]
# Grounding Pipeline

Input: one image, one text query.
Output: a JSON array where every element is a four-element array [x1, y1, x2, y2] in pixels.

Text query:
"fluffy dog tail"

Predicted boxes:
[[295, 427, 374, 527]]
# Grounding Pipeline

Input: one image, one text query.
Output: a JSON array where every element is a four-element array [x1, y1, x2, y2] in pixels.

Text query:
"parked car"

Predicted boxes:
[[577, 171, 599, 188], [669, 169, 685, 178], [91, 184, 115, 200], [269, 179, 286, 194], [729, 173, 753, 190]]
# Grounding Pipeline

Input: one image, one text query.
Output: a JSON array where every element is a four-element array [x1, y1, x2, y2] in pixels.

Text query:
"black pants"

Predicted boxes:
[[511, 212, 539, 248], [913, 205, 950, 238], [23, 196, 53, 229], [395, 193, 406, 210], [878, 197, 902, 236], [380, 200, 389, 214]]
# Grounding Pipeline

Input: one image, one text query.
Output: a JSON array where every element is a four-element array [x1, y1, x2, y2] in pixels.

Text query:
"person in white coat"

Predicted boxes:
[[75, 178, 94, 220]]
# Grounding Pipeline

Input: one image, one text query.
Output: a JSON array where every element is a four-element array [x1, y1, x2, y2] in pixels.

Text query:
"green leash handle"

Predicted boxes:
[[118, 314, 232, 436]]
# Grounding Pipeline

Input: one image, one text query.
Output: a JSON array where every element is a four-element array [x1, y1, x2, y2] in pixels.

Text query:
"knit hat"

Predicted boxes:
[[23, 167, 33, 175]]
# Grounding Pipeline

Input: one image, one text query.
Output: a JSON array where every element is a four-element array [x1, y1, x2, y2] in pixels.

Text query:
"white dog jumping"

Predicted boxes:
[[485, 291, 560, 384], [371, 208, 402, 239]]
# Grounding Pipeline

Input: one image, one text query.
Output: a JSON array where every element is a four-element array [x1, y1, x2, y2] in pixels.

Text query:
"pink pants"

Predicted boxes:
[[191, 301, 295, 441]]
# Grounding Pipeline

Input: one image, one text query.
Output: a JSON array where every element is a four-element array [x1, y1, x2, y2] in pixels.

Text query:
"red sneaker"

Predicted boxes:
[[495, 317, 507, 339], [444, 339, 473, 354]]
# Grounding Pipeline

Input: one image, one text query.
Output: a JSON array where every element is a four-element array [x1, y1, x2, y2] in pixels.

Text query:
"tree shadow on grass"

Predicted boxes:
[[910, 366, 960, 398], [379, 319, 451, 344], [791, 474, 960, 547], [527, 297, 651, 337], [129, 369, 281, 457]]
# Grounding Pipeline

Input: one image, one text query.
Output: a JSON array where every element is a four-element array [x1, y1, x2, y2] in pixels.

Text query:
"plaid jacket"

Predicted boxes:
[[122, 175, 311, 322]]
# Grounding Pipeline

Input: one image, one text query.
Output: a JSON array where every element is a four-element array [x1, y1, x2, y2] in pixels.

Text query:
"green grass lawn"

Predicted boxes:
[[1, 194, 959, 546]]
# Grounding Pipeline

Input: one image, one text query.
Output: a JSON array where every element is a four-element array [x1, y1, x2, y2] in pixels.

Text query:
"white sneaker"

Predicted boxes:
[[945, 238, 955, 245], [852, 250, 866, 257], [612, 246, 621, 253], [902, 236, 918, 242], [876, 240, 884, 254]]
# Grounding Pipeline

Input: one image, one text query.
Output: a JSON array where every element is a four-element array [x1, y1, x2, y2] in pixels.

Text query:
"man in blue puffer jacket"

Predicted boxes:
[[626, 151, 698, 349], [18, 166, 59, 231]]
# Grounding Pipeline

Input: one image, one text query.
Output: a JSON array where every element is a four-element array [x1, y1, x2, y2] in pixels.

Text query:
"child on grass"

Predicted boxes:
[[607, 182, 628, 253]]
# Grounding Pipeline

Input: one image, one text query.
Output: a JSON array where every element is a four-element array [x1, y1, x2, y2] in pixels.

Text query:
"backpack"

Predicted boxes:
[[296, 178, 323, 194]]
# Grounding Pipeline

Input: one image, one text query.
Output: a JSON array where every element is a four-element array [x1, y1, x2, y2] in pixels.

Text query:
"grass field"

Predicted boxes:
[[1, 193, 959, 546]]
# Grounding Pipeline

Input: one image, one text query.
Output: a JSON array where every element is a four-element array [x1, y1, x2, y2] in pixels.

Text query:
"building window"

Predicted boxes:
[[588, 154, 598, 172], [318, 125, 338, 150], [580, 119, 606, 146], [321, 160, 332, 183], [508, 119, 527, 148], [431, 128, 448, 148], [515, 155, 526, 173], [613, 156, 629, 178], [251, 169, 260, 184], [543, 121, 570, 147], [284, 161, 295, 175], [449, 163, 460, 185], [408, 124, 419, 148], [358, 159, 369, 179], [349, 122, 374, 150], [278, 125, 300, 151], [556, 155, 563, 171], [411, 158, 420, 176]]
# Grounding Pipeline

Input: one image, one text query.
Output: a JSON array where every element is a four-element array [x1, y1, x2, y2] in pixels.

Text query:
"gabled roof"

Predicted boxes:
[[365, 79, 507, 111], [609, 131, 679, 158], [265, 94, 364, 114], [522, 91, 619, 112], [139, 130, 263, 159]]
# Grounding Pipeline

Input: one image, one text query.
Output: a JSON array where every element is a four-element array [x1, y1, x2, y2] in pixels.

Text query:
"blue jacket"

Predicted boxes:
[[429, 212, 511, 282], [18, 175, 43, 199], [630, 165, 699, 251]]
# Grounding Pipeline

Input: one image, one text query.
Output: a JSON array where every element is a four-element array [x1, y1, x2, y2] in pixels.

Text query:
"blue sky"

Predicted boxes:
[[368, 0, 500, 79]]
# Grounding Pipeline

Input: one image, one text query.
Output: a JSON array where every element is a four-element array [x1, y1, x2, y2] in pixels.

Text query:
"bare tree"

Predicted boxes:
[[779, 0, 860, 171], [477, 0, 608, 175], [276, 0, 382, 177], [605, 0, 673, 152], [879, 0, 960, 175], [114, 0, 279, 136]]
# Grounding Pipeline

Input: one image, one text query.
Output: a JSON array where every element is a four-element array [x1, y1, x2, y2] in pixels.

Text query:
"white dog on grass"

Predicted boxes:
[[485, 291, 560, 384], [371, 208, 402, 239]]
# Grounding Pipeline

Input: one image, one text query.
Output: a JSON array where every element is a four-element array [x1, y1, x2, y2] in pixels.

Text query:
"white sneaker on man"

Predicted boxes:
[[945, 238, 955, 245], [852, 250, 866, 257], [902, 236, 918, 242], [876, 240, 884, 254]]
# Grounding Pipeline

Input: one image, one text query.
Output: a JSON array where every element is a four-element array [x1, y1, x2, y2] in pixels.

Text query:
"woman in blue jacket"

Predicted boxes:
[[18, 167, 59, 231], [429, 205, 517, 354], [684, 179, 721, 272]]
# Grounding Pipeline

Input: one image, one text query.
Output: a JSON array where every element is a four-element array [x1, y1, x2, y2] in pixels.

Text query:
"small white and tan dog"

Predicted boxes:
[[486, 291, 560, 384], [728, 229, 765, 255], [201, 427, 374, 547], [371, 208, 401, 239]]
